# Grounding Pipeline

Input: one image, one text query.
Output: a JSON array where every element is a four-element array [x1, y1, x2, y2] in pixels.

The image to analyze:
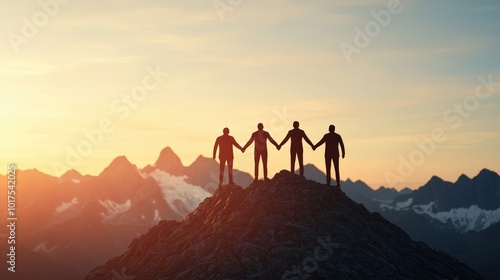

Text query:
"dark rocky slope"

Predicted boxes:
[[86, 171, 482, 280]]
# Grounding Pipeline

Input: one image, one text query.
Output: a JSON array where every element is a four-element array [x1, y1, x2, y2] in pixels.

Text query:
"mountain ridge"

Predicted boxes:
[[0, 148, 252, 280], [86, 171, 482, 280], [0, 149, 497, 279]]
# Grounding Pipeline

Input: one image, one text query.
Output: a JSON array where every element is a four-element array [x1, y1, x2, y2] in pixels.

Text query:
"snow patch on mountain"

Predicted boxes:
[[413, 203, 500, 232], [380, 198, 413, 211], [99, 199, 132, 222], [382, 200, 500, 232], [55, 198, 79, 213], [149, 169, 211, 217], [397, 198, 413, 210], [154, 209, 161, 222]]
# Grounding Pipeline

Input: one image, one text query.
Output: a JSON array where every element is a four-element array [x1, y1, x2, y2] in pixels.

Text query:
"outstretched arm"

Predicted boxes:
[[267, 133, 279, 149], [213, 139, 219, 159], [242, 135, 254, 151], [233, 138, 244, 152], [278, 131, 291, 147], [303, 131, 314, 148], [340, 136, 345, 158], [313, 136, 326, 150]]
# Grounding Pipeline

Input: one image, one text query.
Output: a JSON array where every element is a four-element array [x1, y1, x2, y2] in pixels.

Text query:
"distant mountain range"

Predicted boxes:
[[303, 164, 412, 211], [303, 164, 500, 280], [1, 147, 498, 279], [302, 164, 500, 233], [0, 147, 252, 279]]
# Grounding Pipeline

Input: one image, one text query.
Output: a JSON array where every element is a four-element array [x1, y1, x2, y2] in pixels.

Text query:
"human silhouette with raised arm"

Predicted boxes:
[[243, 123, 279, 182], [313, 125, 345, 187], [278, 121, 314, 177], [213, 127, 243, 187]]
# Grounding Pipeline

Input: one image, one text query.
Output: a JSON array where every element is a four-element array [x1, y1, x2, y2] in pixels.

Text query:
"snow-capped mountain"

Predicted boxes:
[[381, 168, 500, 233], [381, 199, 500, 233], [0, 147, 252, 280], [148, 169, 211, 217], [1, 151, 497, 280], [305, 164, 500, 234], [380, 170, 500, 280], [301, 165, 500, 279], [145, 147, 254, 193]]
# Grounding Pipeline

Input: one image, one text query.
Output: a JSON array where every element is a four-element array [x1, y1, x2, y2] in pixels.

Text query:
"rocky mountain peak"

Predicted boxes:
[[154, 147, 184, 175], [102, 156, 135, 174], [86, 171, 481, 280]]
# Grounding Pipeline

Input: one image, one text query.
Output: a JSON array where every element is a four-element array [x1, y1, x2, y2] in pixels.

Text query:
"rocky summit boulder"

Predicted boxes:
[[86, 171, 482, 280]]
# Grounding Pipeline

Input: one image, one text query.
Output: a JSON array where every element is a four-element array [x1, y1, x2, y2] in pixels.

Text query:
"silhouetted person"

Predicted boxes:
[[213, 127, 243, 187], [313, 125, 345, 187], [243, 123, 279, 181], [278, 121, 314, 177]]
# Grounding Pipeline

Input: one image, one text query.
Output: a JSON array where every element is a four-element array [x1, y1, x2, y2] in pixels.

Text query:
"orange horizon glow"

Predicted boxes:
[[1, 1, 499, 190]]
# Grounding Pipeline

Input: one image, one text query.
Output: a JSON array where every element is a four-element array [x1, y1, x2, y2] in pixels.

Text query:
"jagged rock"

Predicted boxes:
[[86, 171, 482, 280]]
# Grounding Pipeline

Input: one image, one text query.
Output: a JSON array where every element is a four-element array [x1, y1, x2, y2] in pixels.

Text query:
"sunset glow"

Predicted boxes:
[[1, 0, 499, 189]]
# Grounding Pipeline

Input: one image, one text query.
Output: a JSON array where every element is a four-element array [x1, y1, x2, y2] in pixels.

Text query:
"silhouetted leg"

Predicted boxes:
[[254, 152, 260, 181], [228, 158, 234, 184], [290, 149, 296, 174], [298, 149, 304, 177], [262, 150, 268, 180], [219, 158, 226, 186], [333, 156, 340, 187], [325, 157, 331, 186]]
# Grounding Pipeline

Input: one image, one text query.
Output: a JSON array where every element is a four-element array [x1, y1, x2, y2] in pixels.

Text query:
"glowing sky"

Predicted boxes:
[[1, 0, 499, 189]]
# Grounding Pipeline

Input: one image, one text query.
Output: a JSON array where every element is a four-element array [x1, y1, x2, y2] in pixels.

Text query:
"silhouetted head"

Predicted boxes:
[[329, 125, 335, 133], [257, 123, 264, 130], [293, 121, 299, 128], [223, 127, 230, 135]]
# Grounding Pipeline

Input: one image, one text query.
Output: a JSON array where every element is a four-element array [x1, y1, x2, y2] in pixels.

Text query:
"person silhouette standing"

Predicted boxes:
[[213, 127, 244, 187], [243, 123, 279, 182], [313, 125, 345, 187], [278, 121, 314, 177]]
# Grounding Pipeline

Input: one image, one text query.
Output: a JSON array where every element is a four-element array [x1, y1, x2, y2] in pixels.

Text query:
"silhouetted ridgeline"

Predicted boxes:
[[86, 171, 481, 280]]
